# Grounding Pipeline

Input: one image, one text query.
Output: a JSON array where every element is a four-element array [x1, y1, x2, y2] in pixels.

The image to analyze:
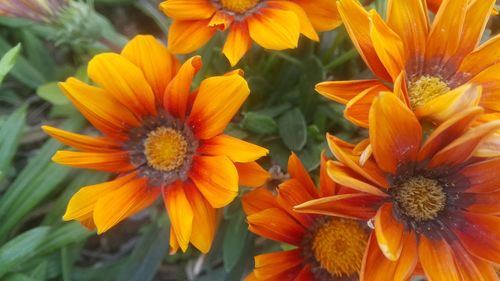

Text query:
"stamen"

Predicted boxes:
[[219, 0, 260, 13], [143, 127, 188, 172], [408, 75, 450, 108], [394, 176, 446, 222], [311, 218, 367, 278]]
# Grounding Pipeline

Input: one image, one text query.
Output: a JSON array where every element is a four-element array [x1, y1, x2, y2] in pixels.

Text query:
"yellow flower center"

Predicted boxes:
[[143, 127, 188, 172], [394, 176, 446, 222], [311, 218, 367, 277], [219, 0, 260, 13], [408, 75, 450, 108]]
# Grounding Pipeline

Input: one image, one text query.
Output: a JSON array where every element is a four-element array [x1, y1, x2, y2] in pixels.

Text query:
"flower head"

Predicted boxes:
[[43, 35, 269, 253], [296, 93, 500, 281], [243, 153, 369, 281], [159, 0, 341, 66], [316, 0, 499, 127]]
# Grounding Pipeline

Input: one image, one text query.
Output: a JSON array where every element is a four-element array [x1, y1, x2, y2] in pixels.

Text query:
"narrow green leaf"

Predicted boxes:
[[36, 222, 93, 256], [222, 206, 248, 271], [0, 43, 21, 85], [278, 108, 307, 151], [0, 106, 26, 181], [0, 38, 45, 88], [29, 261, 47, 281], [37, 82, 69, 105], [241, 112, 278, 135], [0, 273, 39, 281], [0, 227, 51, 278]]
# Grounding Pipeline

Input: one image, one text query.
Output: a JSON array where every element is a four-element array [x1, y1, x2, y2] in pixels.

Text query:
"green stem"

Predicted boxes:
[[324, 49, 359, 70]]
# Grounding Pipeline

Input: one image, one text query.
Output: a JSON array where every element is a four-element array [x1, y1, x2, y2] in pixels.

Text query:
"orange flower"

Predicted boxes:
[[316, 0, 499, 127], [296, 93, 500, 281], [159, 0, 341, 66], [426, 0, 498, 15], [42, 35, 269, 254], [243, 153, 370, 281]]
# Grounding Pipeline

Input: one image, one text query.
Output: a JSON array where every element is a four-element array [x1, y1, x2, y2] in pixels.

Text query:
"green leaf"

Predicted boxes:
[[0, 106, 26, 181], [0, 227, 51, 277], [241, 112, 278, 135], [0, 38, 45, 88], [0, 43, 21, 85], [116, 216, 169, 281], [37, 82, 69, 105], [0, 273, 39, 281], [222, 203, 248, 271], [36, 222, 93, 256], [278, 108, 307, 151]]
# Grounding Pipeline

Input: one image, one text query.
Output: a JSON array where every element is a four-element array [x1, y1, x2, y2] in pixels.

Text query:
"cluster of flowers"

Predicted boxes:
[[42, 0, 500, 280]]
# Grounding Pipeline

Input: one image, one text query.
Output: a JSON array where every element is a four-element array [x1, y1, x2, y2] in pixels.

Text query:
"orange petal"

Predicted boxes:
[[418, 106, 484, 161], [163, 181, 194, 252], [374, 203, 404, 261], [326, 161, 388, 197], [344, 83, 388, 128], [386, 0, 428, 59], [448, 239, 498, 281], [466, 191, 500, 215], [450, 211, 500, 264], [336, 0, 391, 81], [247, 208, 305, 246], [167, 19, 216, 54], [319, 152, 337, 197], [287, 153, 318, 199], [93, 177, 159, 234], [414, 84, 482, 123], [59, 78, 139, 137], [394, 231, 418, 281], [87, 53, 156, 117], [293, 264, 314, 281], [208, 10, 233, 30], [458, 34, 500, 77], [198, 134, 268, 163], [428, 120, 500, 168], [169, 227, 180, 254], [425, 0, 467, 62], [164, 56, 202, 119], [235, 162, 270, 188], [247, 7, 300, 50], [63, 173, 137, 222], [470, 63, 500, 111], [52, 150, 134, 173], [267, 1, 318, 41], [121, 35, 179, 102], [326, 134, 388, 188], [159, 0, 216, 20], [369, 93, 422, 174], [253, 250, 303, 280], [360, 233, 399, 281], [242, 187, 277, 216], [418, 236, 461, 281], [277, 179, 316, 228], [223, 22, 252, 66], [189, 155, 238, 208], [461, 158, 500, 193], [294, 193, 382, 221], [42, 126, 120, 152], [369, 10, 406, 81], [295, 0, 342, 32], [188, 73, 249, 139], [315, 79, 388, 104]]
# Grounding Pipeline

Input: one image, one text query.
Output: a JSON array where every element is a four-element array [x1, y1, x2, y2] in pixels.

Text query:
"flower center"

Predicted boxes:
[[219, 0, 260, 13], [394, 176, 446, 222], [408, 75, 450, 108], [311, 218, 367, 278], [143, 127, 188, 172]]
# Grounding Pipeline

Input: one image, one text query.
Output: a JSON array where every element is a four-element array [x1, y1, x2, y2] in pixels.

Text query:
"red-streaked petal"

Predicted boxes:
[[52, 150, 134, 173], [418, 236, 461, 281], [360, 233, 398, 281], [394, 231, 418, 281], [315, 79, 388, 104], [198, 134, 268, 163], [253, 250, 304, 280], [287, 153, 318, 198], [369, 93, 422, 174], [247, 208, 305, 246], [461, 158, 500, 193], [319, 152, 337, 197], [448, 239, 498, 281], [374, 203, 404, 261], [277, 179, 316, 228], [42, 126, 120, 152]]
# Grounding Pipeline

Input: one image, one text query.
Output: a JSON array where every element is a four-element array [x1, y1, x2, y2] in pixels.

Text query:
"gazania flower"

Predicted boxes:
[[316, 0, 499, 127], [42, 35, 269, 253], [426, 0, 498, 15], [296, 93, 500, 281], [243, 153, 370, 281], [159, 0, 341, 66], [0, 0, 67, 22]]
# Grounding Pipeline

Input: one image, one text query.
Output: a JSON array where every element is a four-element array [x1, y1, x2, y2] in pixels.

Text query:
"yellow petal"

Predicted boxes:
[[168, 19, 216, 54], [163, 181, 194, 252], [184, 182, 216, 253], [223, 22, 252, 66], [159, 0, 216, 20], [247, 7, 300, 50]]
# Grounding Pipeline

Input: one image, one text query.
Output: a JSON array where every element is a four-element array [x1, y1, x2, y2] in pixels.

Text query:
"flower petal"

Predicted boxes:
[[326, 161, 388, 197], [223, 22, 252, 66], [188, 73, 249, 139], [374, 203, 404, 261], [253, 250, 303, 280], [189, 155, 238, 208], [360, 233, 399, 281], [287, 153, 318, 198], [42, 126, 120, 152], [52, 151, 134, 172], [319, 152, 337, 197], [277, 179, 315, 228], [295, 0, 341, 32], [418, 236, 461, 281], [88, 53, 156, 116], [121, 35, 179, 102], [164, 56, 203, 119], [93, 177, 159, 234], [458, 34, 500, 77], [242, 187, 277, 216], [247, 7, 300, 50], [394, 231, 418, 281], [198, 134, 268, 163], [267, 1, 318, 41], [164, 181, 194, 252], [247, 208, 305, 246], [315, 79, 388, 104], [159, 0, 216, 20], [461, 158, 500, 193], [369, 92, 422, 174], [167, 19, 216, 54], [448, 239, 498, 281], [344, 83, 388, 128], [235, 162, 270, 188]]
